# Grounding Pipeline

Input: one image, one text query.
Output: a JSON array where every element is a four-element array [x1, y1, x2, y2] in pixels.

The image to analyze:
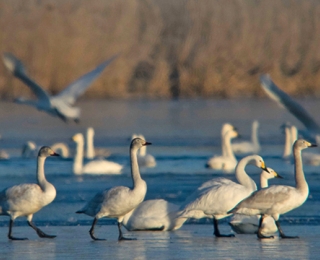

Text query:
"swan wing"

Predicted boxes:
[[260, 74, 320, 133], [2, 53, 51, 106], [55, 54, 118, 105]]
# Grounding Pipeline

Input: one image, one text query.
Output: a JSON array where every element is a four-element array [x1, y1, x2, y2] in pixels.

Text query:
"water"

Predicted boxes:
[[0, 98, 320, 259]]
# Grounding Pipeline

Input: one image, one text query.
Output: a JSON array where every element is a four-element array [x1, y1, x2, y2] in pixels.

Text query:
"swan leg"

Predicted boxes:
[[8, 219, 28, 240], [89, 218, 106, 241], [276, 220, 299, 239], [213, 218, 235, 237], [27, 221, 56, 238], [118, 222, 136, 241], [257, 215, 274, 239]]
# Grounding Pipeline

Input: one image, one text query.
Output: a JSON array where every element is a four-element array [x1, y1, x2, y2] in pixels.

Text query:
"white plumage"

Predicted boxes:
[[0, 146, 58, 240], [229, 139, 316, 239], [86, 127, 111, 159], [229, 167, 282, 235], [76, 137, 151, 240], [2, 52, 117, 122], [132, 134, 156, 167], [179, 154, 269, 237], [122, 199, 186, 231], [232, 120, 261, 154], [206, 123, 238, 173], [72, 133, 122, 175]]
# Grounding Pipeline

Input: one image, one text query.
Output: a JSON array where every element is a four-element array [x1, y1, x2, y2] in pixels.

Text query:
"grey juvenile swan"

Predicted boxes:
[[0, 146, 58, 240], [229, 139, 317, 239], [76, 137, 151, 240]]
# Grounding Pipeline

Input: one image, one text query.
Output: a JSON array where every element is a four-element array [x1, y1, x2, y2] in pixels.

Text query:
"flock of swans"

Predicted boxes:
[[0, 56, 319, 242]]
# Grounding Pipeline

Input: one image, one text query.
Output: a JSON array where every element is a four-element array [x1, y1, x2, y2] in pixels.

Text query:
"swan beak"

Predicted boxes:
[[309, 143, 317, 147], [144, 142, 152, 146], [51, 152, 60, 157], [261, 162, 269, 173], [274, 172, 284, 179]]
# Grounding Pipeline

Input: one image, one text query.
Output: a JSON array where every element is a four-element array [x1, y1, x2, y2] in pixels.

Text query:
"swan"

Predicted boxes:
[[0, 149, 9, 160], [282, 124, 320, 165], [51, 142, 70, 158], [72, 133, 123, 175], [232, 120, 261, 154], [2, 52, 118, 123], [132, 134, 156, 167], [122, 199, 187, 231], [228, 139, 316, 239], [282, 123, 293, 159], [86, 127, 111, 159], [260, 74, 320, 140], [76, 137, 151, 240], [0, 146, 58, 240], [178, 155, 269, 237], [229, 167, 282, 235], [206, 124, 238, 173]]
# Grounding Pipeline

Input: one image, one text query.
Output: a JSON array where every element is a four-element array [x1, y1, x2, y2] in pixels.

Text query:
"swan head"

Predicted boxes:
[[294, 139, 317, 150], [221, 123, 236, 135], [247, 155, 269, 173], [72, 133, 84, 143], [261, 167, 283, 180], [224, 128, 239, 139], [131, 137, 151, 150], [38, 146, 59, 157]]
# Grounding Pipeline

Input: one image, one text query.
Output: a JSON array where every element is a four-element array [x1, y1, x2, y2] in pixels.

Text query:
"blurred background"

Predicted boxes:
[[1, 0, 320, 100]]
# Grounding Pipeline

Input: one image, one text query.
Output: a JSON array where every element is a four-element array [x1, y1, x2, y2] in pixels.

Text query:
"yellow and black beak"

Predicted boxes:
[[274, 171, 283, 179], [261, 162, 269, 173]]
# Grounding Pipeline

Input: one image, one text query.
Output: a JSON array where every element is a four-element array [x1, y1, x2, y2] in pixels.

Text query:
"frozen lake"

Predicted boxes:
[[0, 98, 319, 259]]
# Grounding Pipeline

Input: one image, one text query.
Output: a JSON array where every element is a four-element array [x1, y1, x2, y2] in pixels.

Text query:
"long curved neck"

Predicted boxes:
[[130, 146, 143, 188], [222, 134, 236, 160], [293, 147, 308, 192], [251, 123, 260, 147], [86, 132, 95, 159], [283, 127, 292, 158], [235, 156, 257, 191], [73, 139, 84, 174], [37, 156, 49, 190]]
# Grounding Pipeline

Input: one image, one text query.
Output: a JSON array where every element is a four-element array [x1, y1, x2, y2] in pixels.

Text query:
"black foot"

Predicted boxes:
[[215, 233, 235, 238], [90, 232, 106, 241], [280, 235, 299, 239], [36, 229, 56, 238], [8, 236, 28, 241], [118, 236, 137, 241]]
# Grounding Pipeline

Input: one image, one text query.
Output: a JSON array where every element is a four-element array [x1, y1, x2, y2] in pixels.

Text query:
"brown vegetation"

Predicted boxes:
[[1, 0, 320, 99]]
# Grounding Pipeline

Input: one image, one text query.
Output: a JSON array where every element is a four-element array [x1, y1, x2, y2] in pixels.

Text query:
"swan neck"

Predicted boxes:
[[251, 123, 259, 147], [283, 128, 292, 158], [37, 156, 48, 189], [222, 135, 236, 160], [293, 147, 308, 191], [86, 132, 95, 159], [235, 157, 257, 191], [130, 147, 142, 187], [139, 145, 147, 156], [73, 139, 84, 174], [260, 176, 268, 189]]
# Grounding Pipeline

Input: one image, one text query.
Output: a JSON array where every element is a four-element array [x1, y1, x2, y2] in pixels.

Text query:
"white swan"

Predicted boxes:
[[86, 127, 110, 159], [72, 133, 123, 175], [282, 123, 293, 159], [0, 146, 58, 240], [206, 124, 238, 173], [229, 167, 282, 235], [2, 52, 117, 123], [229, 139, 316, 239], [132, 134, 156, 167], [51, 142, 70, 158], [179, 155, 269, 237], [122, 199, 187, 231], [232, 120, 261, 154], [260, 74, 320, 139], [76, 137, 151, 240]]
